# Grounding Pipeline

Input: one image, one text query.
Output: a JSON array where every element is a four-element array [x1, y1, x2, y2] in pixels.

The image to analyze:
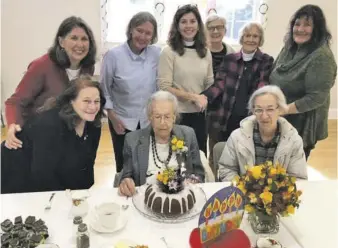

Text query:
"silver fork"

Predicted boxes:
[[44, 193, 55, 210]]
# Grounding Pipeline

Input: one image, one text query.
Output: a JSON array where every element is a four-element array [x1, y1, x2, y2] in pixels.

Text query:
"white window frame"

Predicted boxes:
[[101, 0, 266, 52]]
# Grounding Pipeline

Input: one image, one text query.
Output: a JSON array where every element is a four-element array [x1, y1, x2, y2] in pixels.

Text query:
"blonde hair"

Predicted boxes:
[[238, 22, 265, 47]]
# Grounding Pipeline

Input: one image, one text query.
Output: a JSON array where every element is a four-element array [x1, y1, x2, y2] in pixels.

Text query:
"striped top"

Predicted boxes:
[[211, 43, 228, 77], [253, 122, 280, 165]]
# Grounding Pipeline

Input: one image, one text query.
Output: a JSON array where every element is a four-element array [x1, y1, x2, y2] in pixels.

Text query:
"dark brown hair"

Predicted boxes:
[[284, 4, 332, 52], [168, 4, 207, 58], [48, 16, 97, 69], [42, 75, 106, 130]]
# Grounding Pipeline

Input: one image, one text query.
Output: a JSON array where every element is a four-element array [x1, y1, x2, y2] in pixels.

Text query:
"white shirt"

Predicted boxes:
[[66, 68, 80, 81], [146, 138, 178, 184]]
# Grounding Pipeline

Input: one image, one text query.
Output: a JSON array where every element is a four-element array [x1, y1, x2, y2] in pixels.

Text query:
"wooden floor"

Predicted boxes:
[[1, 120, 337, 187]]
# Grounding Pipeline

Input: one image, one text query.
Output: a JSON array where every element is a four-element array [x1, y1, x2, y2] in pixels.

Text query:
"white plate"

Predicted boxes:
[[89, 208, 128, 233]]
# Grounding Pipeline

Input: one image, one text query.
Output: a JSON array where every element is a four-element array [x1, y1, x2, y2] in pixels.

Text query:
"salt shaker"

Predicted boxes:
[[76, 223, 90, 248], [73, 216, 83, 240]]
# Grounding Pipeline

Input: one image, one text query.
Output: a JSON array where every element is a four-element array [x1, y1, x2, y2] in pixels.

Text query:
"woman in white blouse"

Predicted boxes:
[[118, 91, 205, 196]]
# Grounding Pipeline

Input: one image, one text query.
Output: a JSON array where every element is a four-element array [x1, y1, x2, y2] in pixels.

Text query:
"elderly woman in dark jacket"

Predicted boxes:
[[119, 91, 205, 197], [269, 4, 337, 160], [202, 22, 274, 175]]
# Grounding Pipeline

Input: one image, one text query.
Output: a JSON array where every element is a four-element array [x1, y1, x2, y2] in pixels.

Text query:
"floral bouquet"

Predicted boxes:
[[157, 167, 185, 194], [233, 161, 302, 233]]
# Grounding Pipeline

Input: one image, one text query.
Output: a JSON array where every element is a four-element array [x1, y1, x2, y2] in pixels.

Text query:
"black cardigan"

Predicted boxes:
[[1, 108, 101, 193]]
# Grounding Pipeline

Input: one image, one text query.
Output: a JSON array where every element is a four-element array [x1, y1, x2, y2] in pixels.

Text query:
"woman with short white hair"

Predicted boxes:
[[202, 22, 274, 176], [119, 91, 205, 196], [204, 14, 235, 167], [218, 85, 308, 182]]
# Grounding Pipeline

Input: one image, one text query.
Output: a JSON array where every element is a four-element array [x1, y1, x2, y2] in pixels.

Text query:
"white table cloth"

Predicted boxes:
[[1, 180, 337, 248]]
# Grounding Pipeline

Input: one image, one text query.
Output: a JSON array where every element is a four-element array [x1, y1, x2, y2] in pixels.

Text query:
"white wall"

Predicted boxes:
[[1, 0, 337, 119]]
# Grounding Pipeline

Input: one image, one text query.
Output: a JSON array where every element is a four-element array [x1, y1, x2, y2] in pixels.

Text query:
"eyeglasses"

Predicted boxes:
[[152, 114, 174, 123], [253, 106, 279, 115], [207, 25, 225, 32]]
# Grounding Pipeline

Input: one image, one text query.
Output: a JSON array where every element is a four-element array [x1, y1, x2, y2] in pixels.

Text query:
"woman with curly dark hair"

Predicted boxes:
[[5, 16, 97, 150], [158, 4, 212, 155], [1, 75, 105, 193], [270, 4, 337, 160]]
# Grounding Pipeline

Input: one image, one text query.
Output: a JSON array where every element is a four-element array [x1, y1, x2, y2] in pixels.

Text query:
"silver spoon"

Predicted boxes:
[[160, 237, 169, 248], [122, 196, 130, 210]]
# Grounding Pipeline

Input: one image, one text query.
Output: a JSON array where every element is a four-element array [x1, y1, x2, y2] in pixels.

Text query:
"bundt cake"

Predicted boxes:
[[144, 183, 196, 217]]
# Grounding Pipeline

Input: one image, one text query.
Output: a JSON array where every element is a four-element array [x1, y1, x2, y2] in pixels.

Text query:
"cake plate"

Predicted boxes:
[[132, 184, 207, 224]]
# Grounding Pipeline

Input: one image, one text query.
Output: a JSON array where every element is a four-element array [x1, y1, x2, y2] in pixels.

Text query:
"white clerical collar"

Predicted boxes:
[[241, 49, 257, 61], [184, 40, 195, 46]]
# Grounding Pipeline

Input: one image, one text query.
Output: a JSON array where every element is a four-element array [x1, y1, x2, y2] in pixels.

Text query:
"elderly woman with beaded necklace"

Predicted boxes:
[[118, 91, 205, 197]]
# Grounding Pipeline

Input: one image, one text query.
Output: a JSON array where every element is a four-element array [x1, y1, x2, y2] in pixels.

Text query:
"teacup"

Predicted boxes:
[[95, 202, 120, 229]]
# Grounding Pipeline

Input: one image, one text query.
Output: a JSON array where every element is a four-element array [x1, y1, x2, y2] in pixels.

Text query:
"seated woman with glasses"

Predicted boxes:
[[218, 85, 308, 182], [118, 91, 205, 197]]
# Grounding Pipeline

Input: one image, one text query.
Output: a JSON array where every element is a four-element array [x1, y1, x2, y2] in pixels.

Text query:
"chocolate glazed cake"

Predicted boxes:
[[144, 184, 196, 217]]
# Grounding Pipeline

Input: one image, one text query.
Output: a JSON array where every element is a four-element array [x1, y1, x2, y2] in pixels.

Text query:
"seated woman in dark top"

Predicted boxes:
[[1, 75, 105, 193]]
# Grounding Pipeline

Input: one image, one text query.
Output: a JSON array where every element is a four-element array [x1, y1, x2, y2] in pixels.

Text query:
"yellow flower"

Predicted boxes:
[[171, 137, 178, 145], [163, 175, 169, 185], [176, 140, 184, 149], [288, 186, 295, 193], [269, 168, 277, 176], [249, 193, 257, 204], [237, 182, 247, 194], [291, 177, 297, 184], [286, 205, 295, 215], [157, 174, 163, 182], [276, 165, 286, 175], [245, 204, 255, 213], [267, 178, 273, 185], [250, 165, 263, 180], [232, 175, 240, 185], [171, 145, 177, 151], [260, 191, 273, 205]]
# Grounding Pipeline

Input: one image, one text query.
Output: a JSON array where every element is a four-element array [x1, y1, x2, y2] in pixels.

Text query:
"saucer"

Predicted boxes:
[[89, 208, 128, 233]]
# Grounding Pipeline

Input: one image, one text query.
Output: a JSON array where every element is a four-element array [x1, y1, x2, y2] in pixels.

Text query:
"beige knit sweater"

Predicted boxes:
[[157, 45, 214, 113]]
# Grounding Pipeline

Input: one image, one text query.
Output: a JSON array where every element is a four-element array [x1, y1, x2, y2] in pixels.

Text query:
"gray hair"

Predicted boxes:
[[126, 11, 158, 44], [248, 85, 288, 113], [238, 22, 265, 47], [205, 14, 227, 30], [147, 91, 179, 118]]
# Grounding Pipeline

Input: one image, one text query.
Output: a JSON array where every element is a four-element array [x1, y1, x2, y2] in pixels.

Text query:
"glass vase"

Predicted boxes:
[[248, 211, 280, 234]]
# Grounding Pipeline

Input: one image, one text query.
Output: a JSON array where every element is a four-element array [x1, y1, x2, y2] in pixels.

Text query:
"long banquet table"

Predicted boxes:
[[1, 180, 337, 248]]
